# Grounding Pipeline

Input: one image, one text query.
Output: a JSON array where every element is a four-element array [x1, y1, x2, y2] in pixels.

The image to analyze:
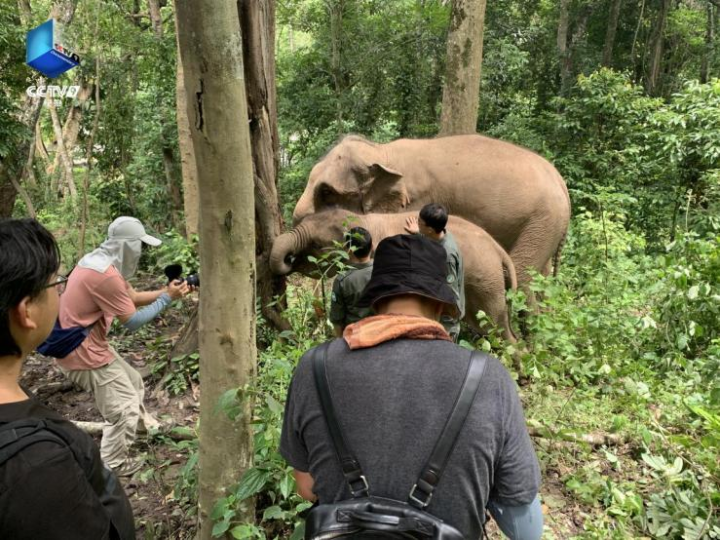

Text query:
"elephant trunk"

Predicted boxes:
[[270, 225, 311, 275]]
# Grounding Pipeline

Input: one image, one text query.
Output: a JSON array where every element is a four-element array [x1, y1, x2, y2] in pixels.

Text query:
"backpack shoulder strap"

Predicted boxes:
[[311, 341, 369, 498], [0, 419, 71, 467], [408, 350, 489, 509]]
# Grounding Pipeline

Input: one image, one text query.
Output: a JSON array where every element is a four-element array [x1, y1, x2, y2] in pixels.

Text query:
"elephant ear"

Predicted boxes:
[[360, 163, 410, 213]]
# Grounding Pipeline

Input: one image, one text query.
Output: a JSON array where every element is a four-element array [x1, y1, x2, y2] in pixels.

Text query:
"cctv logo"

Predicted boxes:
[[26, 19, 80, 78]]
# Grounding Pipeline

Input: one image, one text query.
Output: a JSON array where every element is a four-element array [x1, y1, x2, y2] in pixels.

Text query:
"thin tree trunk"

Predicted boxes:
[[35, 123, 50, 165], [238, 0, 290, 332], [48, 84, 92, 176], [48, 98, 78, 200], [646, 0, 673, 95], [80, 54, 101, 260], [328, 0, 345, 132], [148, 0, 163, 37], [175, 17, 199, 240], [147, 0, 183, 233], [557, 0, 571, 94], [439, 0, 488, 135], [701, 3, 715, 83], [17, 0, 31, 24], [602, 0, 623, 66], [176, 2, 257, 538], [630, 0, 647, 73], [10, 174, 36, 218], [162, 145, 184, 232], [23, 126, 37, 188]]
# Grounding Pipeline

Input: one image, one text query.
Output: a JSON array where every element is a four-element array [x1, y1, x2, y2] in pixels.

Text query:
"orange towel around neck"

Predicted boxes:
[[343, 314, 451, 350]]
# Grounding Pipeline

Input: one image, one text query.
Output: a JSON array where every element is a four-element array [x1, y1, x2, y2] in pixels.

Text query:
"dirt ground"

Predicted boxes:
[[20, 305, 199, 540]]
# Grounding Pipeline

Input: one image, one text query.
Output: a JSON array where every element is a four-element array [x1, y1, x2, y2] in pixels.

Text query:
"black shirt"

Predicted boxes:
[[0, 391, 135, 539]]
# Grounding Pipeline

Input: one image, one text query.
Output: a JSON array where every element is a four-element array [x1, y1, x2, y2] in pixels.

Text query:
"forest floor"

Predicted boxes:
[[20, 300, 199, 539], [19, 287, 641, 539]]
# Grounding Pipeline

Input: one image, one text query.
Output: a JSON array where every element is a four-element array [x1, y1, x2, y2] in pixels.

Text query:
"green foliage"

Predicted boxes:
[[143, 230, 200, 276], [150, 352, 199, 396], [0, 2, 29, 160], [211, 332, 319, 539]]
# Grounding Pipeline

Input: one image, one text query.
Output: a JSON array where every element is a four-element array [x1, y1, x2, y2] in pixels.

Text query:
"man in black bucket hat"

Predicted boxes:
[[355, 233, 459, 320], [280, 234, 543, 539]]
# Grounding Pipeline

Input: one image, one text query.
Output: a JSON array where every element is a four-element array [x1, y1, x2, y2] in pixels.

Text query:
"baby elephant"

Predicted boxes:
[[271, 209, 518, 341]]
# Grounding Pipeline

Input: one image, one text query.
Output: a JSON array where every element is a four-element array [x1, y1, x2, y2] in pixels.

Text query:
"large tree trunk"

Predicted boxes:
[[175, 2, 257, 539], [238, 0, 290, 332], [439, 0, 488, 136], [602, 0, 623, 66], [175, 18, 199, 240], [646, 0, 673, 95]]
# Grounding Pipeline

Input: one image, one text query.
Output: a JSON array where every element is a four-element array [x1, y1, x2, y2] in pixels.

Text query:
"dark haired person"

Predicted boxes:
[[406, 203, 465, 341], [0, 218, 135, 539], [329, 226, 374, 337], [280, 234, 543, 539], [55, 217, 191, 476]]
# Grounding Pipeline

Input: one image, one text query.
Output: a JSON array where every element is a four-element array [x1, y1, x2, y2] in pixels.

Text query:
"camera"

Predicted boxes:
[[164, 264, 200, 288]]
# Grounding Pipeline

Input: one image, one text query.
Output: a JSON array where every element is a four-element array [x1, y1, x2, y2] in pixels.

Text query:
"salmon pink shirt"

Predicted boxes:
[[56, 266, 136, 371]]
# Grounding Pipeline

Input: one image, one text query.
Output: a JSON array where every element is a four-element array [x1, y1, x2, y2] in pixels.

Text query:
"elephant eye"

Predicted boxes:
[[317, 183, 338, 204]]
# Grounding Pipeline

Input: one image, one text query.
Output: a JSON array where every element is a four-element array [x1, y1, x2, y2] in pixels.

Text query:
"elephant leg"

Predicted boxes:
[[484, 296, 516, 344], [508, 219, 562, 309]]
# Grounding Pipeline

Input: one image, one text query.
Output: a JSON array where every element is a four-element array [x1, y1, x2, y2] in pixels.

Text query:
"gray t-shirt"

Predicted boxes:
[[439, 232, 465, 321], [280, 338, 540, 540]]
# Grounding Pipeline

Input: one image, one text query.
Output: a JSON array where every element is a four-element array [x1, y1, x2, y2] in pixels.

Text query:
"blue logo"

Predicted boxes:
[[26, 19, 80, 78]]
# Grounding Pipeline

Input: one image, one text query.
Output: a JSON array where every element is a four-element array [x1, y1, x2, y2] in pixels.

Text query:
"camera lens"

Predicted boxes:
[[186, 274, 200, 288]]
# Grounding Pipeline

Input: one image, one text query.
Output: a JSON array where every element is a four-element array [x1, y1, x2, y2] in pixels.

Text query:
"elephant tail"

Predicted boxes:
[[500, 247, 520, 342], [552, 230, 568, 277], [501, 248, 518, 293]]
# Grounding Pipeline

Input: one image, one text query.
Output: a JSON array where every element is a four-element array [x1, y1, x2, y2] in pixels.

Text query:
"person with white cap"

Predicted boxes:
[[55, 217, 191, 476]]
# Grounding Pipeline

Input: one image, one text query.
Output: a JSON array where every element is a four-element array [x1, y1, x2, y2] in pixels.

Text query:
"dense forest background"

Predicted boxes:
[[1, 0, 719, 538]]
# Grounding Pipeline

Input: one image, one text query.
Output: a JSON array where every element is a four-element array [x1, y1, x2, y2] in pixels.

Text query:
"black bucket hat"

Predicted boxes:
[[357, 234, 459, 317]]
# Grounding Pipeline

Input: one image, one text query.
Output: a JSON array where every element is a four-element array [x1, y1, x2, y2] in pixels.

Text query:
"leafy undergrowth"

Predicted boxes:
[[202, 210, 719, 539]]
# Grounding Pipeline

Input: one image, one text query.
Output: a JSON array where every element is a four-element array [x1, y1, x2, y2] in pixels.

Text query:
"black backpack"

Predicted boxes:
[[304, 342, 488, 540], [0, 418, 136, 540]]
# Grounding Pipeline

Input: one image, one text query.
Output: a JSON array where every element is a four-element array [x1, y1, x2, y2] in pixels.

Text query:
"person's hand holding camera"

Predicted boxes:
[[166, 280, 190, 300]]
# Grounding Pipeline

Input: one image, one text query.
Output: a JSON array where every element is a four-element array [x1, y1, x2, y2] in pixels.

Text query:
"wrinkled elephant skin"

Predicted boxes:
[[292, 134, 571, 288], [271, 209, 518, 341]]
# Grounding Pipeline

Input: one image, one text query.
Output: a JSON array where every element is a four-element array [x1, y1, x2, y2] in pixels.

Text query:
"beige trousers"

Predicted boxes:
[[60, 349, 154, 468]]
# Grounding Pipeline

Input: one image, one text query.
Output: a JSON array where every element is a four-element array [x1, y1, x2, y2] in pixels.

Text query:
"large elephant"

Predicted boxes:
[[271, 209, 518, 341], [292, 134, 571, 288]]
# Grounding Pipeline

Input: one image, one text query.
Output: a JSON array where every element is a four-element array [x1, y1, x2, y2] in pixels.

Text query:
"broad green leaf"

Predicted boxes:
[[235, 468, 271, 501], [289, 522, 305, 540], [262, 505, 284, 520]]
